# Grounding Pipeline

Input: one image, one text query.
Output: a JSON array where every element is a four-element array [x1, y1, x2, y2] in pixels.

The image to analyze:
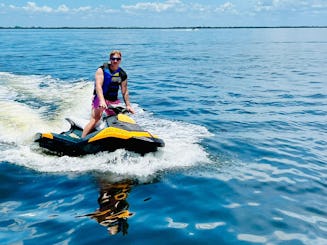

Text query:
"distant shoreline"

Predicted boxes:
[[1, 26, 327, 30]]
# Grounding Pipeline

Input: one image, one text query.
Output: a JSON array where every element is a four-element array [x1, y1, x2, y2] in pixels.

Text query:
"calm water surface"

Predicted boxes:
[[0, 28, 326, 244]]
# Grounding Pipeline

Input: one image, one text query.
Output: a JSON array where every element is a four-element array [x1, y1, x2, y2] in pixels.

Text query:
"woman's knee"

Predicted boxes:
[[92, 109, 103, 121]]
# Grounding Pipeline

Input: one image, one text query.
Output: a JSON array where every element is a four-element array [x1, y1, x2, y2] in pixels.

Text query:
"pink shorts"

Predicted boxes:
[[92, 96, 121, 116]]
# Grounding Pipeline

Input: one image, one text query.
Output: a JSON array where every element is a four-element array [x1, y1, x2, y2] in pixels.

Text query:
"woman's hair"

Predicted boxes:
[[110, 50, 122, 58]]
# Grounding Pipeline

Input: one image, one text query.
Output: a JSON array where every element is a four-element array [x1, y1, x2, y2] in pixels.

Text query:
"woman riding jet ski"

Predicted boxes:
[[34, 105, 165, 156]]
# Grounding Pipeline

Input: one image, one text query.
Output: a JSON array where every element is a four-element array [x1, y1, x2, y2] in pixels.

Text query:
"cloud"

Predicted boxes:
[[122, 0, 182, 13], [8, 2, 60, 13], [122, 1, 241, 15], [254, 0, 314, 12], [23, 2, 52, 13], [215, 2, 237, 13], [5, 2, 94, 14], [57, 4, 69, 13], [73, 6, 93, 13], [311, 2, 327, 9], [120, 0, 327, 16], [1, 0, 326, 27]]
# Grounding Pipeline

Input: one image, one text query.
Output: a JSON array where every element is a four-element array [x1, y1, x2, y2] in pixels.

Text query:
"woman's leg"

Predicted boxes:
[[82, 108, 103, 138]]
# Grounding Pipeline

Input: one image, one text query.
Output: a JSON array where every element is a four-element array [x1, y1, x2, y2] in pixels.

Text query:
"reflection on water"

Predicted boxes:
[[83, 179, 134, 236], [95, 180, 134, 235]]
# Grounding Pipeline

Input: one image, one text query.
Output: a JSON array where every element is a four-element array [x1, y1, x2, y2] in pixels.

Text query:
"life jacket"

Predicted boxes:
[[94, 63, 122, 101]]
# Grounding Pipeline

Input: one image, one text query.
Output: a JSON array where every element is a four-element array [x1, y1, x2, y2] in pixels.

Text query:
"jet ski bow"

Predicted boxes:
[[34, 106, 165, 156]]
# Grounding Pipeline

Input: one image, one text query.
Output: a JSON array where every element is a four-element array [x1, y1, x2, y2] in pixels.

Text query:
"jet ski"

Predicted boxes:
[[34, 105, 165, 156]]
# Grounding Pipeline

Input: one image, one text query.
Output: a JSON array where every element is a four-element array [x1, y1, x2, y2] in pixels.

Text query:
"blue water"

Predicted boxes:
[[0, 28, 326, 244]]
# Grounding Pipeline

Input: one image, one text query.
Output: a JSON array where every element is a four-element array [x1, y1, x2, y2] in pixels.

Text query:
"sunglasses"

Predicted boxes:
[[110, 57, 121, 61]]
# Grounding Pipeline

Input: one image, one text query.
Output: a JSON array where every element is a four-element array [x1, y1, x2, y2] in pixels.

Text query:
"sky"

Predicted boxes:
[[0, 0, 326, 27]]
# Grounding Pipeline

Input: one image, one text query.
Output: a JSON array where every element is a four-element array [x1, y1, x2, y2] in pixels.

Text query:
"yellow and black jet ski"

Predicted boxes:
[[34, 106, 164, 156]]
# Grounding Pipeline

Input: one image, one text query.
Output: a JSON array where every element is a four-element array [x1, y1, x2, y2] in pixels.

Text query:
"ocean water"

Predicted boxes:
[[0, 28, 326, 244]]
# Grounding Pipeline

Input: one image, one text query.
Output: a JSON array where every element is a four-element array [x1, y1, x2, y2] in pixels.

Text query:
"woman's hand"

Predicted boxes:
[[99, 100, 107, 109], [126, 105, 135, 114]]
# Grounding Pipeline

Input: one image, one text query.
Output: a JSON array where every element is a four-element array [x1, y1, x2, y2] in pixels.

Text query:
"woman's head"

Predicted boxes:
[[110, 50, 122, 59]]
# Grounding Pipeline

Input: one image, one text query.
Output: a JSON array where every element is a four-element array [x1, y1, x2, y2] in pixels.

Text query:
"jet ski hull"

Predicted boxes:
[[35, 133, 164, 156], [35, 109, 165, 156]]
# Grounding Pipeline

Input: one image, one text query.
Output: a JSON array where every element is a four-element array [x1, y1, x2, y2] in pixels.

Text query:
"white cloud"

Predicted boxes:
[[215, 2, 237, 13], [254, 0, 312, 12], [312, 2, 327, 9], [4, 1, 324, 17], [1, 1, 326, 27], [5, 2, 95, 14], [187, 3, 210, 13], [57, 5, 69, 13], [22, 2, 53, 13], [122, 1, 240, 15], [122, 0, 182, 13], [73, 6, 92, 13]]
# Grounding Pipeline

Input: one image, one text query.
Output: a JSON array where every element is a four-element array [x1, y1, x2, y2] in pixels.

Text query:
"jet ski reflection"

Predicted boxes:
[[89, 179, 134, 235]]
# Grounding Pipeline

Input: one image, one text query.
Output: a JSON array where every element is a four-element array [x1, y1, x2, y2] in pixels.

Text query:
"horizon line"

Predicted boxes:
[[1, 25, 327, 30]]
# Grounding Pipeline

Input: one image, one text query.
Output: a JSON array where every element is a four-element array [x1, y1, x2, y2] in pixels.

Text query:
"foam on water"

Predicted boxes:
[[0, 72, 212, 177]]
